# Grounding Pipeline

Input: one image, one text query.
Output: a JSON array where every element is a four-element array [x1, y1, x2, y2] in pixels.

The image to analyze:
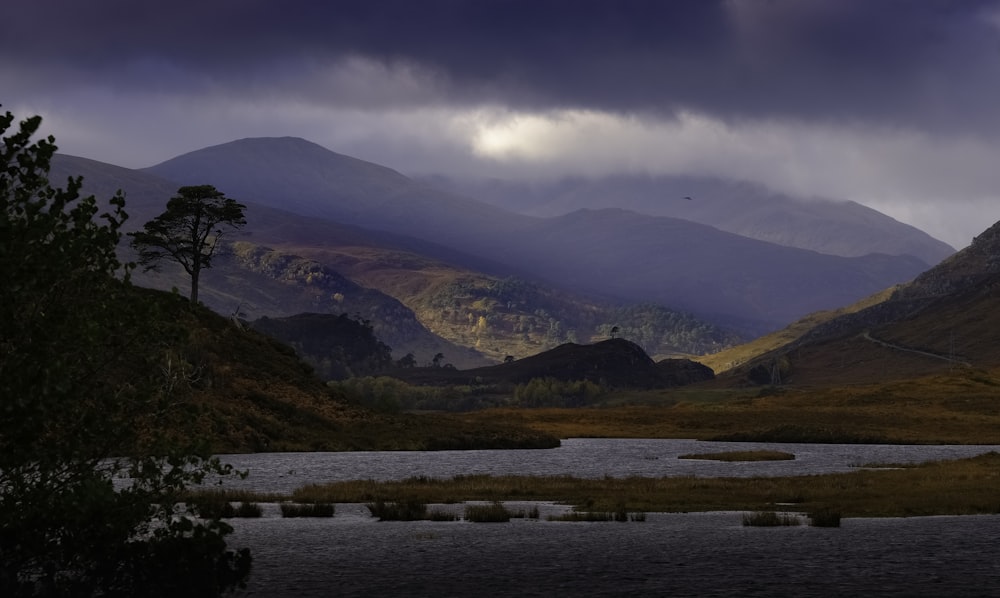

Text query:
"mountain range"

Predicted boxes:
[[50, 136, 953, 364], [422, 173, 954, 265]]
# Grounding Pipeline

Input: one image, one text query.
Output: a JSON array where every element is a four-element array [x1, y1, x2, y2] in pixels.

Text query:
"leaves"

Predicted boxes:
[[0, 109, 249, 595]]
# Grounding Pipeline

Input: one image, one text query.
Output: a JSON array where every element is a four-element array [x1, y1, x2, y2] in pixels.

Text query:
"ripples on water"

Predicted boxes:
[[217, 438, 997, 494], [219, 440, 1000, 597], [231, 510, 1000, 598]]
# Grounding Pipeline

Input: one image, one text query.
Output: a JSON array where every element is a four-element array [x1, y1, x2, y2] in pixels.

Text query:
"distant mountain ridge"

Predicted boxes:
[[143, 137, 534, 252], [422, 173, 955, 265], [140, 137, 932, 333]]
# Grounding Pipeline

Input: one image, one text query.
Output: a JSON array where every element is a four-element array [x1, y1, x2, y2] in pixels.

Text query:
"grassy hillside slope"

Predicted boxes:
[[702, 219, 1000, 386], [129, 287, 558, 452]]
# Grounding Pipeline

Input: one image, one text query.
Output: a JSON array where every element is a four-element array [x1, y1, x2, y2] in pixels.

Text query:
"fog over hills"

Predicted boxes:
[[139, 136, 932, 333], [144, 137, 534, 252], [493, 207, 929, 329], [422, 174, 955, 266]]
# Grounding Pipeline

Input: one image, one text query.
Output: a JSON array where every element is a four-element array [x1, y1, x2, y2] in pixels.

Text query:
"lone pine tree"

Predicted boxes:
[[130, 184, 246, 303]]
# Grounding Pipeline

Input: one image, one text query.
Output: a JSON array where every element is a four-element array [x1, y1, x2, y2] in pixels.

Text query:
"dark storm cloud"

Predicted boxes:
[[4, 0, 999, 133]]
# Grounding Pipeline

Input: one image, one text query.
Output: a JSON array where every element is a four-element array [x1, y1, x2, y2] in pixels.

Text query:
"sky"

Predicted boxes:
[[3, 0, 1000, 249]]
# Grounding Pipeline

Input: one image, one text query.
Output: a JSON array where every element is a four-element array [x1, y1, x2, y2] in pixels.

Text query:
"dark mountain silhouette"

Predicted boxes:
[[138, 137, 931, 333], [390, 338, 715, 389], [423, 173, 955, 265]]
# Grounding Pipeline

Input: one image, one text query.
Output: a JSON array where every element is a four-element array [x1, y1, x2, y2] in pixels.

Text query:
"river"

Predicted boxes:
[[221, 439, 1000, 597]]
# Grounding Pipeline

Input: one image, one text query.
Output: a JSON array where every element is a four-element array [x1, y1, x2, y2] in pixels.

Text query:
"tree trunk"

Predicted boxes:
[[190, 267, 200, 303]]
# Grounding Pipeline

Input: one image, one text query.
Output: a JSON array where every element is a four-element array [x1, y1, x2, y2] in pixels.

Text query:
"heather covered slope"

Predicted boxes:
[[710, 219, 1000, 386], [119, 287, 558, 452]]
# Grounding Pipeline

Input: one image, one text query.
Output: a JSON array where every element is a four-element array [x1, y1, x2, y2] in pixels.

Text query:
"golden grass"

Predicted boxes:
[[456, 369, 1000, 444], [678, 450, 795, 462], [696, 287, 897, 374], [291, 452, 1000, 517]]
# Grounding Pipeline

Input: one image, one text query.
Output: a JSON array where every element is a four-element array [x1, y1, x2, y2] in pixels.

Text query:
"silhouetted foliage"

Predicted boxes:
[[251, 313, 393, 380], [0, 108, 250, 596]]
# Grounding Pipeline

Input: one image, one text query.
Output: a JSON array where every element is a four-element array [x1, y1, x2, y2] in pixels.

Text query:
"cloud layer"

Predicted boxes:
[[4, 0, 1000, 248]]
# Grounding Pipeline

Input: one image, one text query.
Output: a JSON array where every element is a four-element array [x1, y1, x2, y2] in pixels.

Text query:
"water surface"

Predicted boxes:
[[219, 439, 1000, 597]]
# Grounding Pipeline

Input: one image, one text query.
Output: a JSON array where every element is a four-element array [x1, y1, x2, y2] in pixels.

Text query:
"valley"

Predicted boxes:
[[46, 137, 1000, 451]]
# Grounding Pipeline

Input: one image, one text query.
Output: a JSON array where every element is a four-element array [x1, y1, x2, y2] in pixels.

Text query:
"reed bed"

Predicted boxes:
[[233, 502, 263, 518], [366, 500, 429, 521], [464, 501, 513, 522], [292, 452, 1000, 518], [549, 508, 646, 522], [678, 450, 796, 461]]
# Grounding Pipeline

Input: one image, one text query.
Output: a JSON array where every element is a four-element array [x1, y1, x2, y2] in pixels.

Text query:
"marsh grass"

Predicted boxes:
[[549, 508, 647, 522], [458, 372, 1000, 445], [427, 509, 459, 521], [678, 450, 795, 462], [280, 502, 335, 518], [233, 502, 263, 518], [366, 500, 429, 521], [742, 511, 801, 526], [293, 453, 1000, 518], [464, 501, 512, 522]]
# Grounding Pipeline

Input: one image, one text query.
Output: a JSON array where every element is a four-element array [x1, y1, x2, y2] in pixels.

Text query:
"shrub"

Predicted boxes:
[[514, 377, 605, 408]]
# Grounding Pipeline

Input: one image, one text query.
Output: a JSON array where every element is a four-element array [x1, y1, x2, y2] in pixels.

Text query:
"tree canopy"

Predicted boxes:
[[0, 109, 250, 595], [130, 185, 246, 303]]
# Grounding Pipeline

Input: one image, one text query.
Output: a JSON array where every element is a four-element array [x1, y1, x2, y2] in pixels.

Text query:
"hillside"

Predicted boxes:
[[711, 219, 1000, 386], [139, 137, 933, 332], [122, 286, 558, 452], [52, 153, 747, 362], [143, 136, 534, 252], [497, 208, 928, 330]]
